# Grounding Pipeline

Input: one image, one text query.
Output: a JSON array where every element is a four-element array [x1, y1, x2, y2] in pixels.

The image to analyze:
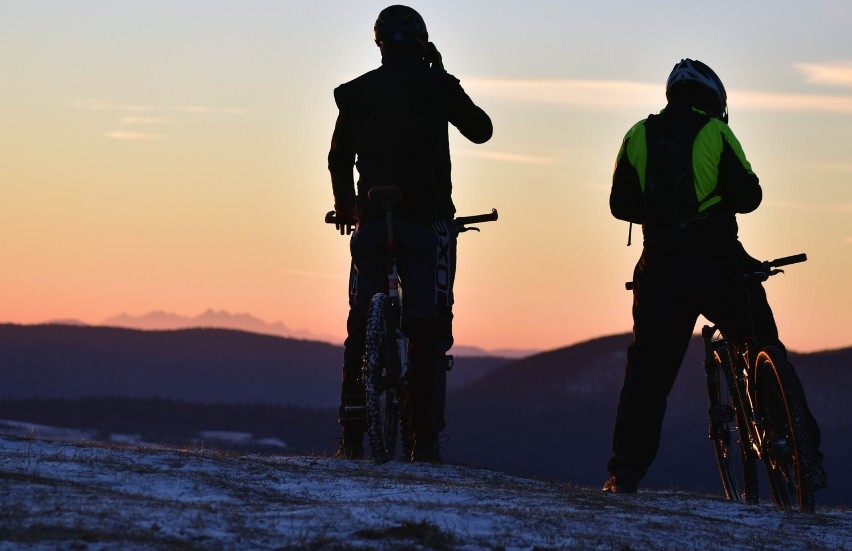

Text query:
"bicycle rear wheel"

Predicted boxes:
[[706, 342, 759, 503], [753, 346, 816, 512], [363, 293, 402, 463]]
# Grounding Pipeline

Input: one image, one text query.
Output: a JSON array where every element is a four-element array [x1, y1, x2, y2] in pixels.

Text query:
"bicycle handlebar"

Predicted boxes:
[[454, 208, 498, 231], [766, 253, 807, 269], [624, 252, 807, 291], [324, 208, 498, 233]]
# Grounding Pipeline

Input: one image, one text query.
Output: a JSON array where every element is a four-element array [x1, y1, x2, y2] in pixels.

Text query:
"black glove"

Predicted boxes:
[[334, 206, 357, 235], [427, 42, 445, 72]]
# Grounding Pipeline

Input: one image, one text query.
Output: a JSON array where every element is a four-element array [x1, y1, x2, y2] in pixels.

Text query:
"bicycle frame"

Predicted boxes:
[[327, 187, 498, 463], [369, 189, 408, 387]]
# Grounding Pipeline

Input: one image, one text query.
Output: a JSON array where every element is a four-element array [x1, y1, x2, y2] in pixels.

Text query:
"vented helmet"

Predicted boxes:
[[666, 58, 728, 122], [374, 5, 428, 47]]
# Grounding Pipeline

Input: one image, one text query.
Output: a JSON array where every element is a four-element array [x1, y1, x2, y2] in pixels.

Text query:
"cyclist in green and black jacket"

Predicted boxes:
[[604, 58, 825, 493]]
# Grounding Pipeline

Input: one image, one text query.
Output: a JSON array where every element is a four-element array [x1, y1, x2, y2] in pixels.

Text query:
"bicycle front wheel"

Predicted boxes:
[[706, 342, 759, 503], [363, 293, 402, 463], [753, 346, 816, 512]]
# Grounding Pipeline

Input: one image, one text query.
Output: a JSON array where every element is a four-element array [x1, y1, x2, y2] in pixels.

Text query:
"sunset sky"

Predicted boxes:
[[2, 1, 851, 353]]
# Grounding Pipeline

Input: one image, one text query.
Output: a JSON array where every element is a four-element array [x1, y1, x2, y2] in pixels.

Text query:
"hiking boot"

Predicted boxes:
[[334, 433, 364, 460], [809, 461, 828, 491], [602, 475, 637, 494], [602, 468, 641, 494], [410, 436, 443, 464]]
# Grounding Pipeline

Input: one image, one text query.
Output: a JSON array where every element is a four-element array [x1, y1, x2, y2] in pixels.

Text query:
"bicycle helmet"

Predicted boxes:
[[666, 58, 728, 122], [374, 5, 428, 47]]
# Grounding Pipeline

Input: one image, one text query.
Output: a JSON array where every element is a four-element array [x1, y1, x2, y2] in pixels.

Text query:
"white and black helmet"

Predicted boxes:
[[666, 58, 728, 122]]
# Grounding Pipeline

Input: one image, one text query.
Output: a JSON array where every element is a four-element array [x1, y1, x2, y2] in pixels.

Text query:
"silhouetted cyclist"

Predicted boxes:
[[328, 5, 492, 462], [604, 58, 825, 493]]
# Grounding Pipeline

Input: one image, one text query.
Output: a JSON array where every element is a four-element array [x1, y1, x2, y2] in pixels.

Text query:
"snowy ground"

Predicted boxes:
[[1, 434, 850, 550]]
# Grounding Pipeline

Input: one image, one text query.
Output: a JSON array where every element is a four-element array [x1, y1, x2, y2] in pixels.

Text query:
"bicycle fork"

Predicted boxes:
[[734, 344, 767, 458], [703, 326, 734, 441], [703, 326, 756, 454]]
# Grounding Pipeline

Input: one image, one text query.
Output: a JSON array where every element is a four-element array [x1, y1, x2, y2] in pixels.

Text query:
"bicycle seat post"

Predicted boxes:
[[367, 186, 404, 300]]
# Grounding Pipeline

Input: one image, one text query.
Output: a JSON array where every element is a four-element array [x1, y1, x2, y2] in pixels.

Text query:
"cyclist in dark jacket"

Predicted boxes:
[[328, 5, 492, 462], [604, 58, 825, 493]]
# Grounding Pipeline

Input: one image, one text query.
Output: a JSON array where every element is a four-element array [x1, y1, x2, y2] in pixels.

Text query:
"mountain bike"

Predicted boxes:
[[699, 253, 818, 511], [326, 186, 497, 463]]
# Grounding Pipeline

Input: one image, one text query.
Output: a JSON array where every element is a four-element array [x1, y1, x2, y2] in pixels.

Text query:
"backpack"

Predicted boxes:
[[643, 110, 711, 226]]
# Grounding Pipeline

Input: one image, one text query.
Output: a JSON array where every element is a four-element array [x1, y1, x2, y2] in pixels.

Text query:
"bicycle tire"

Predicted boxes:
[[363, 293, 402, 463], [753, 346, 816, 512], [706, 342, 759, 503]]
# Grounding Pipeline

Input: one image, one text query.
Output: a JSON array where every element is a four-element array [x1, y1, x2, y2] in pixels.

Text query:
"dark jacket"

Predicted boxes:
[[328, 50, 492, 224], [610, 101, 761, 249]]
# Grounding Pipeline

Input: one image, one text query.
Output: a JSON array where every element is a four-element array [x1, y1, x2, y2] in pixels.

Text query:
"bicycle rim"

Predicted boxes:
[[364, 293, 401, 463], [753, 347, 815, 512], [707, 345, 759, 503]]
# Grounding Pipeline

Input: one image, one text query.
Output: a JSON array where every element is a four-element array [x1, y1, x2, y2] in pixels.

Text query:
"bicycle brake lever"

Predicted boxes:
[[457, 226, 481, 233]]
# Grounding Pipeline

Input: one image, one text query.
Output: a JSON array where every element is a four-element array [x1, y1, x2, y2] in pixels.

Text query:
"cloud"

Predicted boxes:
[[765, 200, 852, 214], [794, 62, 852, 88], [279, 268, 346, 281], [792, 161, 852, 175], [103, 131, 167, 141], [463, 77, 852, 115], [75, 98, 254, 141], [463, 78, 659, 109], [119, 117, 172, 125], [73, 99, 254, 115], [73, 99, 152, 112], [734, 89, 852, 114], [458, 149, 560, 165], [172, 105, 254, 115]]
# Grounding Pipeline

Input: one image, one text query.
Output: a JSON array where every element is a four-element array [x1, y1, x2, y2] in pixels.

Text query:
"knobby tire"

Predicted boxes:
[[753, 346, 816, 512], [363, 293, 402, 463]]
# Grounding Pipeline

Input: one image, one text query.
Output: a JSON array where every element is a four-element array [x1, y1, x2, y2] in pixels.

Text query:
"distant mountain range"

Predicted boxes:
[[1, 323, 848, 506], [70, 310, 536, 358], [100, 309, 337, 344], [0, 324, 510, 407]]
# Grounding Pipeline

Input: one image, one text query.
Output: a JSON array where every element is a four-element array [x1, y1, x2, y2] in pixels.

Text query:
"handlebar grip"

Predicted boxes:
[[454, 208, 498, 228], [769, 253, 807, 268]]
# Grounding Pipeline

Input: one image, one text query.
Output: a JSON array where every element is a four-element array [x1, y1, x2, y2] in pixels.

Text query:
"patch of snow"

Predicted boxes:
[[0, 435, 849, 549], [0, 419, 97, 441]]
